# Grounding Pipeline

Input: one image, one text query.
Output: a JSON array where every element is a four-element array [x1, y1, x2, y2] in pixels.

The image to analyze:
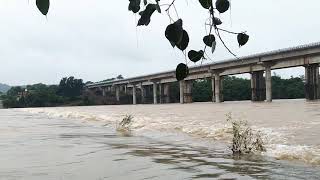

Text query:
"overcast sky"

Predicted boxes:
[[0, 0, 319, 85]]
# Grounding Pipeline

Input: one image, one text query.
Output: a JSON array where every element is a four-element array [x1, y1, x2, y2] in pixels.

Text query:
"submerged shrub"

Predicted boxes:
[[117, 114, 134, 132], [226, 113, 266, 155]]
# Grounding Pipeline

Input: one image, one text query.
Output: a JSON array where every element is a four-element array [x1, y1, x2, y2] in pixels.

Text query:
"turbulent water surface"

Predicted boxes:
[[1, 99, 320, 179]]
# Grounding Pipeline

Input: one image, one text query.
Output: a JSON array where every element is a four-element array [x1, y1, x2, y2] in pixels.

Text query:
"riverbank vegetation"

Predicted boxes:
[[1, 74, 305, 108], [1, 77, 91, 108], [192, 74, 305, 102]]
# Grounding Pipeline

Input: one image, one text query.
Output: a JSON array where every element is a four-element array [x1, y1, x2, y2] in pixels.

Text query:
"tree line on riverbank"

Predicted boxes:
[[0, 77, 91, 108], [192, 74, 305, 102], [0, 74, 305, 108]]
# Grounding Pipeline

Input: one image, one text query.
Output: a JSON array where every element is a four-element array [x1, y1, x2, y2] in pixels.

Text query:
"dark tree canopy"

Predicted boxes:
[[58, 76, 84, 98]]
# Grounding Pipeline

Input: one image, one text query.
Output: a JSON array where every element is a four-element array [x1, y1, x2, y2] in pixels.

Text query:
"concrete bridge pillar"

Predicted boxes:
[[163, 83, 170, 103], [159, 83, 163, 103], [140, 83, 146, 104], [102, 87, 106, 97], [211, 77, 215, 102], [179, 81, 184, 104], [305, 64, 320, 100], [115, 86, 120, 102], [265, 66, 272, 102], [214, 74, 223, 103], [251, 71, 265, 101], [153, 82, 158, 104], [184, 80, 193, 103], [132, 85, 137, 105], [179, 80, 193, 104]]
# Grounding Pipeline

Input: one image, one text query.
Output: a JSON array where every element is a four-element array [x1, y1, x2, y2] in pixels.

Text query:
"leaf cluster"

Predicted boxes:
[[128, 0, 250, 81]]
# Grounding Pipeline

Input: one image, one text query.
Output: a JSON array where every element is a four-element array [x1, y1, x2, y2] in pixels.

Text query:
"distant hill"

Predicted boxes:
[[0, 83, 11, 93]]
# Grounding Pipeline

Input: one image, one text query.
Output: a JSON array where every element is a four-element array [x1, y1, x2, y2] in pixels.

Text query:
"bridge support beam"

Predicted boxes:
[[179, 80, 193, 104], [214, 74, 223, 103], [159, 83, 163, 103], [265, 66, 272, 102], [251, 71, 265, 101], [184, 80, 193, 103], [179, 81, 184, 104], [102, 87, 106, 97], [153, 82, 158, 104], [163, 83, 170, 103], [211, 77, 215, 102], [140, 84, 146, 104], [305, 64, 320, 100], [132, 85, 137, 105], [115, 86, 120, 101]]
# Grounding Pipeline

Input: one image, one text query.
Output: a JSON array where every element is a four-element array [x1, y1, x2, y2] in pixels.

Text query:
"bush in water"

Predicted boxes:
[[117, 115, 134, 132], [226, 113, 266, 155]]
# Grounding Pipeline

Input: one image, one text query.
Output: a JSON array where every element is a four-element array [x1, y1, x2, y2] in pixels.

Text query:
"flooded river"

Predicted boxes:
[[1, 99, 320, 179]]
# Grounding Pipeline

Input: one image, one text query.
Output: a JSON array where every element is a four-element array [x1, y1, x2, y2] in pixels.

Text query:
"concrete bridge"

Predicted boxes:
[[87, 42, 320, 104]]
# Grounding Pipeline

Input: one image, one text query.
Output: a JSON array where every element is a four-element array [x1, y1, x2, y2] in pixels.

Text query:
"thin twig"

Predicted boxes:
[[215, 28, 239, 59], [165, 0, 176, 12], [216, 27, 239, 35]]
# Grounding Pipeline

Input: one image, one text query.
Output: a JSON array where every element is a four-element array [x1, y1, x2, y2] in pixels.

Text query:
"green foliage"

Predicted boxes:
[[127, 0, 248, 81], [116, 75, 124, 80], [175, 63, 189, 81], [36, 0, 50, 16], [237, 33, 250, 47], [203, 34, 216, 47], [216, 0, 230, 13], [137, 4, 160, 26], [6, 86, 23, 97], [191, 75, 305, 102], [2, 77, 89, 108], [272, 75, 305, 99], [192, 79, 213, 102], [165, 19, 185, 48], [176, 30, 189, 51], [128, 0, 141, 13], [199, 0, 213, 9], [223, 76, 251, 101], [99, 75, 125, 83], [188, 50, 204, 63], [58, 76, 84, 98]]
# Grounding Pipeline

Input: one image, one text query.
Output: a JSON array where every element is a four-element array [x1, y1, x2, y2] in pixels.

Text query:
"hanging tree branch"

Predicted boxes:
[[33, 0, 250, 81]]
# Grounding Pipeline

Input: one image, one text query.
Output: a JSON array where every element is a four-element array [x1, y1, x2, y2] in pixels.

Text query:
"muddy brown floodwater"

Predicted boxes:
[[1, 99, 320, 179]]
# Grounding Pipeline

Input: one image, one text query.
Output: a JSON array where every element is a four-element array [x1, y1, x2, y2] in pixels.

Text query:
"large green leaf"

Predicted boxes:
[[188, 50, 204, 63], [213, 17, 222, 25], [176, 63, 189, 81], [36, 0, 50, 16], [176, 30, 189, 51], [128, 0, 141, 13], [237, 33, 249, 47], [199, 0, 212, 9], [216, 0, 230, 13], [203, 34, 215, 47], [137, 4, 157, 26], [165, 19, 184, 48]]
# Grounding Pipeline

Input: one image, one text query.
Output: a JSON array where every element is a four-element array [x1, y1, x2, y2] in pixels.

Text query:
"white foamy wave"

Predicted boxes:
[[20, 107, 320, 165], [264, 144, 320, 165]]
